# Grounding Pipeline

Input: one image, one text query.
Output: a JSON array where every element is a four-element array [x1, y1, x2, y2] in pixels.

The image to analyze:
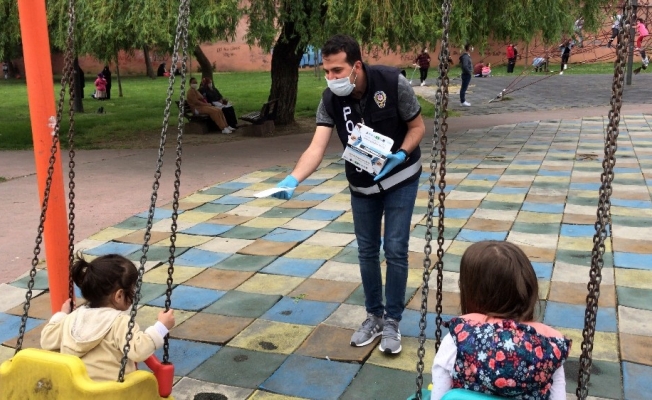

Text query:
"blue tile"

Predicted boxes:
[[490, 187, 529, 194], [301, 178, 327, 186], [400, 309, 455, 339], [0, 313, 44, 343], [260, 354, 360, 400], [180, 223, 234, 236], [521, 202, 564, 214], [532, 262, 553, 280], [433, 208, 474, 219], [570, 183, 601, 191], [263, 228, 316, 242], [299, 209, 344, 221], [294, 192, 333, 201], [560, 224, 598, 237], [457, 229, 508, 242], [623, 362, 652, 400], [148, 285, 225, 311], [513, 160, 541, 165], [610, 199, 652, 209], [421, 184, 456, 193], [467, 174, 500, 181], [538, 169, 571, 177], [261, 297, 338, 325], [217, 182, 251, 190], [614, 252, 652, 270], [136, 208, 180, 219], [543, 302, 617, 332], [144, 338, 220, 376], [176, 248, 231, 268], [260, 258, 325, 277], [212, 195, 253, 205], [83, 242, 142, 257]]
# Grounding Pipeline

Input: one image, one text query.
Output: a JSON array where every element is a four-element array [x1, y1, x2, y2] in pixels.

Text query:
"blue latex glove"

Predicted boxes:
[[373, 150, 407, 181], [272, 175, 299, 200]]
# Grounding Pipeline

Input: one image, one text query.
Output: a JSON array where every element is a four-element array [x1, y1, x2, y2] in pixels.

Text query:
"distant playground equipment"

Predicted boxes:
[[0, 0, 195, 398]]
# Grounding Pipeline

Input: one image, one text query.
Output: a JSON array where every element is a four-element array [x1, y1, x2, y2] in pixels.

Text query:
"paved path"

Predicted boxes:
[[1, 75, 651, 399]]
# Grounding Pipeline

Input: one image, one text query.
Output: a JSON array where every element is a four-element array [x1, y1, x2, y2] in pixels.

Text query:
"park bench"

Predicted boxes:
[[175, 100, 218, 134], [239, 99, 278, 136]]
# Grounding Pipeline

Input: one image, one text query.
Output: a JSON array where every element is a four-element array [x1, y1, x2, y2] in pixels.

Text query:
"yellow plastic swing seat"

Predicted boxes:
[[0, 348, 173, 400]]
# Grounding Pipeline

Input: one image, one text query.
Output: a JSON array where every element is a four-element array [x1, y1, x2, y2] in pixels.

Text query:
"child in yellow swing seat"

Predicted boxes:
[[40, 254, 175, 381], [431, 241, 571, 400]]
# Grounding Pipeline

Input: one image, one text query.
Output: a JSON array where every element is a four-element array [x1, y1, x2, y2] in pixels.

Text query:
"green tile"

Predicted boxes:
[[612, 216, 652, 228], [199, 187, 239, 195], [189, 346, 287, 388], [323, 221, 355, 234], [260, 208, 307, 219], [563, 359, 622, 399], [411, 225, 460, 241], [193, 203, 238, 214], [530, 181, 569, 190], [511, 222, 560, 235], [614, 178, 646, 185], [480, 201, 522, 211], [412, 206, 429, 217], [454, 185, 490, 193], [555, 249, 614, 268], [220, 226, 274, 240], [127, 246, 188, 262], [10, 269, 49, 290], [345, 285, 417, 307], [137, 282, 173, 304], [616, 287, 652, 311], [332, 247, 361, 264], [331, 173, 349, 181], [214, 254, 277, 272], [566, 196, 598, 207], [341, 364, 431, 400], [204, 290, 282, 318], [114, 216, 149, 230]]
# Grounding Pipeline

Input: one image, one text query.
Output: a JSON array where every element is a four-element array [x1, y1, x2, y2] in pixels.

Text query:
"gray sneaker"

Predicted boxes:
[[350, 313, 384, 347], [378, 317, 402, 354]]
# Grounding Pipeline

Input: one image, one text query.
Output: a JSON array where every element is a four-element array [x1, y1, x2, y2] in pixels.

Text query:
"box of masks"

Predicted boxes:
[[341, 123, 394, 176]]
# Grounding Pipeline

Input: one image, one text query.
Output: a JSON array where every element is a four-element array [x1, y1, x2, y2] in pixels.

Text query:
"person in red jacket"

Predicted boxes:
[[413, 47, 431, 86], [506, 43, 516, 73]]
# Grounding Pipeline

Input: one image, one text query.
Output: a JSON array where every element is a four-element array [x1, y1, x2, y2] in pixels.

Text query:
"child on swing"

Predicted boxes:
[[41, 254, 175, 381], [431, 241, 571, 400]]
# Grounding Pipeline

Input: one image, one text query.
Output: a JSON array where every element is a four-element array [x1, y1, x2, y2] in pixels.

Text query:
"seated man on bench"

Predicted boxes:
[[187, 77, 234, 134]]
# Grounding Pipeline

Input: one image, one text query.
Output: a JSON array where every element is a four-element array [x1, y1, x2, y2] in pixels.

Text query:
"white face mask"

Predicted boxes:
[[190, 83, 198, 90], [326, 65, 357, 97]]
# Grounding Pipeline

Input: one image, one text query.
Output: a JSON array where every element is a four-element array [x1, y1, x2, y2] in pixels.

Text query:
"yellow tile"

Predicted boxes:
[[415, 198, 430, 207], [243, 217, 292, 229], [226, 205, 272, 217], [282, 219, 330, 230], [329, 193, 351, 203], [247, 182, 277, 191], [556, 328, 619, 362], [183, 193, 221, 203], [0, 344, 14, 364], [143, 265, 204, 284], [249, 390, 308, 400], [538, 280, 550, 300], [611, 206, 652, 217], [244, 171, 280, 180], [136, 305, 195, 329], [237, 274, 305, 295], [367, 337, 436, 371], [534, 176, 569, 183], [156, 233, 213, 247], [558, 236, 611, 252], [336, 212, 354, 223], [461, 179, 495, 187], [615, 268, 652, 289], [446, 240, 473, 256], [229, 320, 313, 354], [319, 180, 349, 189], [516, 211, 562, 224], [176, 211, 216, 223], [89, 227, 136, 241], [284, 244, 343, 260], [247, 198, 286, 208], [484, 193, 526, 203]]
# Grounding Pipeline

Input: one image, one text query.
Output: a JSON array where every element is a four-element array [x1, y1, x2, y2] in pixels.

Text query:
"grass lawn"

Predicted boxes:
[[0, 70, 436, 150]]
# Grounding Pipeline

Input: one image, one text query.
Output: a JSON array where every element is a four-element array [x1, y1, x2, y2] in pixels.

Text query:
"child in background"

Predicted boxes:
[[607, 14, 622, 48], [41, 254, 175, 381], [481, 63, 492, 77], [431, 241, 571, 400], [636, 18, 649, 69], [94, 73, 107, 100]]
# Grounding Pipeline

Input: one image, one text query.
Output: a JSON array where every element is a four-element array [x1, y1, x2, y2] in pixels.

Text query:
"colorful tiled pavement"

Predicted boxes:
[[2, 115, 652, 399]]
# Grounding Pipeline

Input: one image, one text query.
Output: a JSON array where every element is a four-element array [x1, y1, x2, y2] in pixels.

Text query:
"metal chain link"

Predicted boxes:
[[66, 2, 78, 306], [163, 0, 191, 364], [15, 0, 77, 353], [117, 0, 191, 381], [414, 0, 451, 397], [576, 3, 631, 399]]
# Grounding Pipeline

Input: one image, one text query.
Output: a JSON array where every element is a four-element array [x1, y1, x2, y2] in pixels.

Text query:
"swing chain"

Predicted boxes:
[[415, 0, 451, 397], [118, 0, 191, 381], [576, 3, 631, 399], [163, 0, 191, 364], [66, 6, 78, 305], [16, 0, 77, 354]]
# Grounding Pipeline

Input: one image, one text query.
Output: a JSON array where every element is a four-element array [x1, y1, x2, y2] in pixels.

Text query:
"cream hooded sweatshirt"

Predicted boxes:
[[40, 306, 166, 381]]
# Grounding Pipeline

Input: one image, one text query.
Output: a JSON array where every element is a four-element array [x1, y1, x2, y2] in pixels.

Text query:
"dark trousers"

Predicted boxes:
[[419, 67, 428, 83], [561, 54, 569, 71], [222, 106, 238, 128], [106, 86, 111, 100], [507, 58, 516, 73], [460, 74, 471, 103]]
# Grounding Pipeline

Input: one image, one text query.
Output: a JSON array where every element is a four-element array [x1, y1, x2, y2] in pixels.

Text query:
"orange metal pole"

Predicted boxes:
[[17, 0, 70, 314]]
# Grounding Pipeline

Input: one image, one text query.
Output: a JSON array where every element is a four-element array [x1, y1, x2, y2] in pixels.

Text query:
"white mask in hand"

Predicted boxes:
[[326, 65, 357, 97]]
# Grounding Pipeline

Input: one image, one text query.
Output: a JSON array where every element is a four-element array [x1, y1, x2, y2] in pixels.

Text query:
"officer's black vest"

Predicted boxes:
[[323, 64, 421, 195]]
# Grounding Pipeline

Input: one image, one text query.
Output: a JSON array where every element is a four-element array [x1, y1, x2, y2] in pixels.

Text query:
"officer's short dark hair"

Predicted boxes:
[[322, 35, 363, 66]]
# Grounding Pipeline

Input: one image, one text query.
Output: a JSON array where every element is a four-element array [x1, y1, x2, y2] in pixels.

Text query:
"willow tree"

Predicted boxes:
[[0, 0, 21, 77]]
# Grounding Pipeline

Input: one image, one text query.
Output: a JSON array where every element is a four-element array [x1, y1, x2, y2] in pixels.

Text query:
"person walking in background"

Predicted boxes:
[[607, 14, 622, 48], [506, 43, 516, 73], [101, 66, 112, 100], [414, 47, 431, 86], [559, 39, 573, 75], [2, 62, 8, 79], [574, 17, 584, 48], [459, 44, 473, 106]]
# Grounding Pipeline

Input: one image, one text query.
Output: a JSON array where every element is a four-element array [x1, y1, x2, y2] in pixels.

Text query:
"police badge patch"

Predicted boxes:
[[374, 91, 387, 108]]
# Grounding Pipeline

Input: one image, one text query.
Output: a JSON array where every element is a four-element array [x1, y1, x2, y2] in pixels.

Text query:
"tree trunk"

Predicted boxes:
[[115, 51, 123, 97], [193, 45, 213, 79], [269, 21, 305, 125], [143, 45, 156, 78]]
